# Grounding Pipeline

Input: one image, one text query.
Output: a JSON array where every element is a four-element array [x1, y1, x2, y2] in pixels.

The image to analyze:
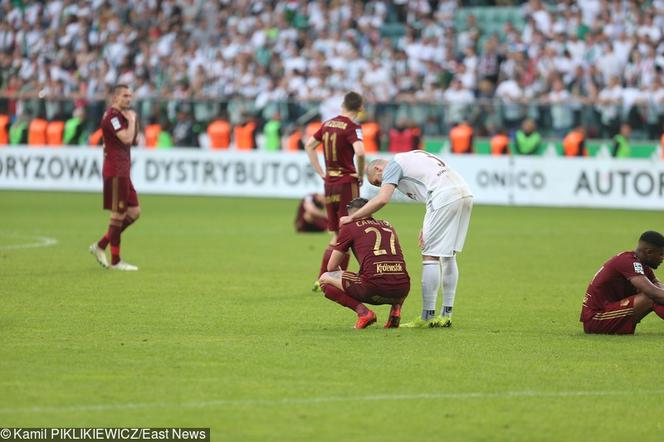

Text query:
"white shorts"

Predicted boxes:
[[421, 196, 473, 257]]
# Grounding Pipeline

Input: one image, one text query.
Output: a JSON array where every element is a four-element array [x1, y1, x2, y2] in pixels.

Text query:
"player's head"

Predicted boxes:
[[111, 84, 132, 110], [346, 197, 368, 216], [366, 159, 388, 186], [637, 231, 664, 269], [341, 91, 363, 114]]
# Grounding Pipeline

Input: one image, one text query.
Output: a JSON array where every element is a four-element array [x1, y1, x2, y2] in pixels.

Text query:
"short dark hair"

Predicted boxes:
[[343, 91, 363, 112], [640, 231, 664, 247], [112, 84, 129, 96], [346, 197, 368, 211]]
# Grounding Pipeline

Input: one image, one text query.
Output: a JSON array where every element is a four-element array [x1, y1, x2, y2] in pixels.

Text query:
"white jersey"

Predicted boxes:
[[381, 150, 472, 211]]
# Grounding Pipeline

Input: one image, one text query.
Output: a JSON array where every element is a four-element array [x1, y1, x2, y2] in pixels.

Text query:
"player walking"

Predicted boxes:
[[341, 151, 473, 328], [89, 84, 141, 271], [305, 91, 366, 288], [319, 198, 410, 329]]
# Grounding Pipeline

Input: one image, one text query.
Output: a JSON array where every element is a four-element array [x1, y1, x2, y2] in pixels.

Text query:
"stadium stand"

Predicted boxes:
[[0, 0, 662, 153]]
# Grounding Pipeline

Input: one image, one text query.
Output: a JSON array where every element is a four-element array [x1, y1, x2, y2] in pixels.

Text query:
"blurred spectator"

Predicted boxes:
[[443, 79, 474, 126], [563, 126, 587, 157], [388, 117, 418, 152], [490, 127, 510, 155], [548, 78, 573, 139], [173, 107, 199, 148], [449, 120, 474, 154], [612, 123, 632, 158], [514, 118, 542, 155], [263, 111, 282, 151], [63, 107, 87, 146]]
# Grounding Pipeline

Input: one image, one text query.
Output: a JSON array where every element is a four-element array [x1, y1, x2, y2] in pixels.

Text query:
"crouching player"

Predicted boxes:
[[581, 231, 664, 334], [319, 198, 410, 329]]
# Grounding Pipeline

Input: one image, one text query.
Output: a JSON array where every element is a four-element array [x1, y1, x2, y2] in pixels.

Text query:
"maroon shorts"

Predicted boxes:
[[103, 176, 139, 213], [324, 180, 359, 232], [341, 271, 410, 306], [582, 296, 636, 335]]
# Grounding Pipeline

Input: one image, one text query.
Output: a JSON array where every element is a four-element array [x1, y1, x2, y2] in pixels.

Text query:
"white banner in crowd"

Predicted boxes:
[[0, 147, 663, 210]]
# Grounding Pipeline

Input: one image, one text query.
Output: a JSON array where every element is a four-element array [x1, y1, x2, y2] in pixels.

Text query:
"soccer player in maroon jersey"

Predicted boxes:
[[294, 193, 328, 233], [88, 84, 140, 271], [305, 91, 366, 289], [319, 198, 410, 329], [581, 231, 664, 334]]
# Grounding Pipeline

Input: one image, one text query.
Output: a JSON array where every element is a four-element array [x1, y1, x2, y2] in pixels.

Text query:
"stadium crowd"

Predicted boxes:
[[0, 0, 664, 149]]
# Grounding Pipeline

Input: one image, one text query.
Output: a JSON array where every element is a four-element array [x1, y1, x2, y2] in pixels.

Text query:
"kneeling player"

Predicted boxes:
[[319, 198, 410, 329], [581, 231, 664, 334]]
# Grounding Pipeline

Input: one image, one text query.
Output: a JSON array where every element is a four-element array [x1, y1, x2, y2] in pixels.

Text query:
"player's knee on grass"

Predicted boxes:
[[632, 293, 656, 322]]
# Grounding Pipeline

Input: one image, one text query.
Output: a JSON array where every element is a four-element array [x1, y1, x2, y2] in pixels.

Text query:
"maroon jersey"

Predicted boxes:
[[101, 108, 131, 177], [581, 251, 657, 321], [333, 217, 409, 284], [313, 115, 362, 184]]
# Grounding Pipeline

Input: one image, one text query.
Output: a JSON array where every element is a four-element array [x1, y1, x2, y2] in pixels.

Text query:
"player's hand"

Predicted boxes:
[[350, 173, 363, 186], [418, 230, 424, 249], [339, 216, 353, 226], [123, 109, 137, 122]]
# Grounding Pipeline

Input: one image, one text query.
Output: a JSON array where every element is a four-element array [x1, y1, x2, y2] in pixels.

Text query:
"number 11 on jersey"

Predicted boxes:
[[323, 132, 337, 162]]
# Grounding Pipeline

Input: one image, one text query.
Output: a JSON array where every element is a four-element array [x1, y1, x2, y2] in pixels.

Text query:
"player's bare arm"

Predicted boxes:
[[327, 249, 346, 272], [305, 137, 325, 179], [352, 141, 365, 185], [116, 110, 137, 145], [630, 275, 664, 304], [340, 184, 396, 225]]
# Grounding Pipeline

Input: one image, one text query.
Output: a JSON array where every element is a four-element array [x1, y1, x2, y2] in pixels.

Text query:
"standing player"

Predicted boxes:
[[340, 151, 473, 328], [305, 91, 366, 288], [581, 231, 664, 334], [319, 198, 410, 329], [88, 84, 140, 271]]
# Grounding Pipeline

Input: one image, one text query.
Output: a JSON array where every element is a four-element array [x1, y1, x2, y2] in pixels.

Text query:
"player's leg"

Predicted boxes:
[[420, 205, 446, 321], [331, 181, 357, 273], [317, 183, 339, 279], [583, 296, 639, 334], [91, 176, 123, 268], [319, 271, 376, 328], [107, 177, 137, 271], [632, 293, 656, 322], [440, 197, 473, 325], [122, 180, 140, 232]]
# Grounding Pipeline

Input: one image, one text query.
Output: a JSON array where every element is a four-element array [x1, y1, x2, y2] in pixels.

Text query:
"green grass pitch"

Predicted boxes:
[[2, 191, 664, 441]]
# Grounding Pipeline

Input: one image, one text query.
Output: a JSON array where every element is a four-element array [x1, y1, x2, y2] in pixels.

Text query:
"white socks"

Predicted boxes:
[[421, 261, 440, 320], [421, 257, 459, 320], [441, 256, 459, 318]]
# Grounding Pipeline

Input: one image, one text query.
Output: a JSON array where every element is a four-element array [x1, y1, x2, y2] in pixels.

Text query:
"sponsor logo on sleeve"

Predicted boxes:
[[111, 117, 121, 130], [633, 262, 644, 274], [355, 129, 363, 140]]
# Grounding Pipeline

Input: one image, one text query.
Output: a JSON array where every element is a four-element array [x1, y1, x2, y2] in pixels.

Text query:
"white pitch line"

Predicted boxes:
[[0, 235, 58, 250], [1, 389, 663, 415]]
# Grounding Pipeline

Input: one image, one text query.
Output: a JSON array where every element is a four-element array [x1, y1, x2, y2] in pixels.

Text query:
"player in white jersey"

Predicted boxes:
[[339, 150, 473, 328]]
